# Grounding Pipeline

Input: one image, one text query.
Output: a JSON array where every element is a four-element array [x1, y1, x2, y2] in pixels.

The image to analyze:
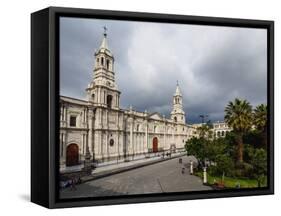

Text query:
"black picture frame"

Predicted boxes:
[[31, 6, 274, 208]]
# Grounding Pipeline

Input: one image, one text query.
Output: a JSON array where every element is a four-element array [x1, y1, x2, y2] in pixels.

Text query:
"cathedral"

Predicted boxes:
[[59, 30, 195, 170]]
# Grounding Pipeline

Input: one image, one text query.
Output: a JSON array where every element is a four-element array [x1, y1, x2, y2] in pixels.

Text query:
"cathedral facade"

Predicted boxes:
[[59, 31, 195, 169]]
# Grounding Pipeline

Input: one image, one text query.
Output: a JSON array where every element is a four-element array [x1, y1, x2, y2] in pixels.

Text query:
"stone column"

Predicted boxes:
[[100, 109, 102, 128], [60, 132, 66, 167], [88, 109, 94, 159], [81, 134, 84, 155], [172, 124, 175, 147], [100, 131, 103, 160], [163, 117, 166, 151], [130, 119, 133, 157], [81, 110, 84, 126], [84, 134, 88, 155], [100, 88, 103, 104], [97, 88, 100, 104], [140, 133, 143, 154], [144, 110, 148, 153], [60, 106, 63, 121], [106, 131, 109, 160], [136, 134, 139, 154], [60, 133, 63, 157], [61, 133, 65, 157], [63, 105, 66, 121], [117, 132, 120, 162], [83, 109, 86, 124], [147, 124, 149, 151]]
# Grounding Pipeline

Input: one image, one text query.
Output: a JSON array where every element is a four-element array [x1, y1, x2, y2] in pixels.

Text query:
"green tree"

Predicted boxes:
[[250, 148, 267, 187], [215, 154, 235, 181], [224, 131, 237, 160], [197, 124, 213, 140], [185, 137, 208, 168], [243, 130, 262, 149], [224, 98, 252, 163], [206, 137, 227, 162], [253, 104, 267, 149], [206, 137, 235, 178]]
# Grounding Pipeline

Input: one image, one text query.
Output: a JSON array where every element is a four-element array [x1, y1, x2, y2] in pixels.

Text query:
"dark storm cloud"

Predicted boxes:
[[60, 18, 267, 123], [60, 17, 134, 98]]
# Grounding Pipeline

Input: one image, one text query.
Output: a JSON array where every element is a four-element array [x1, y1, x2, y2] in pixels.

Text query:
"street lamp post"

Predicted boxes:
[[83, 109, 93, 175], [203, 167, 207, 184], [190, 160, 194, 175], [199, 114, 209, 124]]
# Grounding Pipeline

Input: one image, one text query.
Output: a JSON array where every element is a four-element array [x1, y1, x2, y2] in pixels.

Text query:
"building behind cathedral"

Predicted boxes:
[[59, 31, 231, 171]]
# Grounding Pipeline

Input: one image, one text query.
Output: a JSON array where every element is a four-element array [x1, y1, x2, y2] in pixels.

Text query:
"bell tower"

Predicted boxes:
[[86, 27, 120, 110], [171, 81, 186, 124]]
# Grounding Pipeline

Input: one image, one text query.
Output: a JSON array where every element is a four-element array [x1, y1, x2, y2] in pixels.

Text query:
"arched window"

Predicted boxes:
[[154, 126, 157, 133], [106, 95, 113, 108], [91, 94, 95, 102], [221, 131, 225, 136], [174, 116, 177, 122], [106, 59, 110, 70], [97, 58, 99, 64], [101, 57, 104, 65], [136, 124, 140, 132], [217, 131, 221, 137]]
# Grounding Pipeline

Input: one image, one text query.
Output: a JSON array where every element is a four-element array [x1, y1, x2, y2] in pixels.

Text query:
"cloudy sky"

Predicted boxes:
[[60, 17, 267, 123]]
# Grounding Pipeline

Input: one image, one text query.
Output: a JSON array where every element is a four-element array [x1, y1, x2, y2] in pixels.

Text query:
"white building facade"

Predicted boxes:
[[59, 31, 196, 168], [212, 121, 232, 138]]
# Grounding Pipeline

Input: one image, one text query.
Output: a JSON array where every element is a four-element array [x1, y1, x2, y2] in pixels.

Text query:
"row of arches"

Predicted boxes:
[[91, 93, 113, 108], [64, 137, 160, 166], [216, 130, 229, 137], [174, 97, 181, 104], [96, 56, 112, 70], [134, 123, 185, 133]]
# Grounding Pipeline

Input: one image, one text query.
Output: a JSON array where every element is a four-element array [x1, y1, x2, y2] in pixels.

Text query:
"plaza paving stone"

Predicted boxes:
[[60, 155, 212, 199]]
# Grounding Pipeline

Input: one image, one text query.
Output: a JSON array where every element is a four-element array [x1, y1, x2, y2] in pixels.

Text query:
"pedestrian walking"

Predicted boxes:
[[181, 167, 185, 174], [70, 178, 77, 190]]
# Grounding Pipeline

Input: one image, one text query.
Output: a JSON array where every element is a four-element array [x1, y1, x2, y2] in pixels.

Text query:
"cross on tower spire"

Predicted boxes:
[[103, 26, 107, 37]]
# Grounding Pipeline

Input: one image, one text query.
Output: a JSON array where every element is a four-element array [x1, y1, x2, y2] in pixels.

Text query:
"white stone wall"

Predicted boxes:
[[213, 122, 232, 138], [59, 97, 193, 167]]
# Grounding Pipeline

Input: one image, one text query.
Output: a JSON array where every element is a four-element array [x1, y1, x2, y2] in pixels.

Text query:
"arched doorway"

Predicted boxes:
[[152, 137, 158, 153], [66, 144, 79, 166]]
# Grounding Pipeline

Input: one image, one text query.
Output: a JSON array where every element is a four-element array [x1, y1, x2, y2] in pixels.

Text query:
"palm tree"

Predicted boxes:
[[253, 104, 267, 148], [224, 98, 252, 163], [197, 124, 213, 140]]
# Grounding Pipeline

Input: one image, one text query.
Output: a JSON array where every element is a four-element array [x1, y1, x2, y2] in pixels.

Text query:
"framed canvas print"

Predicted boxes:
[[31, 7, 274, 208]]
